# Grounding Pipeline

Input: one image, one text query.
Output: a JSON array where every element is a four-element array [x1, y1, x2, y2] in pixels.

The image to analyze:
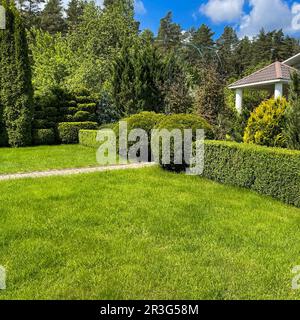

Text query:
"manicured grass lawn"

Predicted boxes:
[[0, 145, 99, 174], [0, 166, 300, 300]]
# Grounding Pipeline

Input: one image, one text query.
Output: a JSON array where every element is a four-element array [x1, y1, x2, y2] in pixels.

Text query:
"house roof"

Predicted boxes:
[[283, 53, 300, 66], [229, 61, 298, 89]]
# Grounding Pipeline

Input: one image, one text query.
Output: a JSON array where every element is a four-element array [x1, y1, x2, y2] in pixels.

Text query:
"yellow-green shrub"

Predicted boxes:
[[243, 98, 288, 147]]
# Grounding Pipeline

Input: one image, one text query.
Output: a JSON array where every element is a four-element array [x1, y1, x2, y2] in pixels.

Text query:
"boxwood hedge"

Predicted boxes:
[[58, 122, 98, 144], [202, 141, 300, 207], [79, 130, 100, 148]]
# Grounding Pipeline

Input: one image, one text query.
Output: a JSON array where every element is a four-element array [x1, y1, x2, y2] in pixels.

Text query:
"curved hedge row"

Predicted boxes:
[[202, 141, 300, 207]]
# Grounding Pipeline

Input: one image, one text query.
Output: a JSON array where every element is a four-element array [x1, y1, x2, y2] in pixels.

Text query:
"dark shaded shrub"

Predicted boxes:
[[155, 114, 213, 172], [33, 128, 55, 145]]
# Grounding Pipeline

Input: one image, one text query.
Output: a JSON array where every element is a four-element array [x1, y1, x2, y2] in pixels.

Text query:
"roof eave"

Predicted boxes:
[[229, 79, 290, 90]]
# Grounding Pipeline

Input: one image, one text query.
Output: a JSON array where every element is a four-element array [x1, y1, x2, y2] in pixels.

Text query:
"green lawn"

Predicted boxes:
[[0, 166, 300, 300], [0, 145, 99, 174]]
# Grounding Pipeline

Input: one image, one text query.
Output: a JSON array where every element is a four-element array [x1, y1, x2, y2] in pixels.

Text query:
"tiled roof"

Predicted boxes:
[[229, 62, 298, 89]]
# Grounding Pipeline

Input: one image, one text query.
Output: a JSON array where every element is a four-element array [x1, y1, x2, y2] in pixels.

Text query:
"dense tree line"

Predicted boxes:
[[1, 0, 300, 146]]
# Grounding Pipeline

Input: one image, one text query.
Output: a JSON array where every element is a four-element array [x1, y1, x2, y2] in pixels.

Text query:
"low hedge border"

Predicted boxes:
[[79, 130, 100, 148], [58, 122, 98, 144], [202, 141, 300, 208]]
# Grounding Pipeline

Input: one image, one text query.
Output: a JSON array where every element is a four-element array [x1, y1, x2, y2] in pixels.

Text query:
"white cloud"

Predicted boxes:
[[200, 0, 244, 23], [135, 0, 147, 15], [239, 0, 293, 37]]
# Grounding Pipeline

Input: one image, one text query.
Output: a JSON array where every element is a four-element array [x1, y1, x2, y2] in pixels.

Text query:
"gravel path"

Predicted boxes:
[[0, 162, 157, 181]]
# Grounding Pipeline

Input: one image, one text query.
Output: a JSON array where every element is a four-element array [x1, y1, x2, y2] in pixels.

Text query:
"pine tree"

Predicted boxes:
[[189, 24, 215, 65], [217, 27, 239, 78], [235, 36, 253, 76], [285, 72, 300, 150], [16, 0, 44, 29], [0, 0, 33, 147], [66, 0, 85, 31], [156, 11, 182, 53], [40, 0, 66, 34]]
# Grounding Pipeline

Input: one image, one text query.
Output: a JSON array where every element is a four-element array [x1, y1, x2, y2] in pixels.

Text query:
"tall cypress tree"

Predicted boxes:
[[0, 0, 33, 147]]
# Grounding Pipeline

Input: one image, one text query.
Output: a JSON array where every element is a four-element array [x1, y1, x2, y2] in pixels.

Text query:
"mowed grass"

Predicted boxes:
[[0, 166, 300, 300], [0, 145, 99, 174]]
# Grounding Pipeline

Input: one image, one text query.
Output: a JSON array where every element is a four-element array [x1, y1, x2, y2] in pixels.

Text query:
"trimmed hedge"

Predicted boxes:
[[154, 114, 214, 172], [202, 141, 300, 207], [33, 129, 55, 145], [74, 111, 90, 122], [79, 130, 100, 148], [78, 103, 97, 113], [58, 122, 98, 144]]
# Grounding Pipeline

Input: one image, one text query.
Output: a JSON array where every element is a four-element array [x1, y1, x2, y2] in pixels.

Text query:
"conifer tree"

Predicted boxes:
[[16, 0, 44, 29], [40, 0, 66, 34], [0, 0, 33, 147], [66, 0, 85, 31], [156, 11, 182, 53], [217, 27, 239, 78]]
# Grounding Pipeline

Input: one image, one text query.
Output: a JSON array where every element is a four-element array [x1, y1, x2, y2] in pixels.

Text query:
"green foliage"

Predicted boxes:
[[73, 110, 91, 121], [216, 27, 239, 78], [244, 98, 288, 147], [29, 29, 71, 95], [284, 72, 300, 150], [155, 114, 213, 172], [77, 103, 96, 113], [202, 141, 300, 207], [194, 66, 225, 126], [16, 0, 44, 29], [66, 0, 85, 31], [40, 0, 66, 34], [79, 130, 99, 148], [0, 0, 33, 147], [114, 111, 165, 159], [57, 121, 98, 144], [156, 11, 182, 53], [96, 91, 120, 125], [33, 128, 55, 145], [112, 40, 167, 116], [162, 53, 193, 114]]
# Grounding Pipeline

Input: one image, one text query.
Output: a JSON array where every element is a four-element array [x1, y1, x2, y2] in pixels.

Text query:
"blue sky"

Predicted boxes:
[[131, 0, 300, 39]]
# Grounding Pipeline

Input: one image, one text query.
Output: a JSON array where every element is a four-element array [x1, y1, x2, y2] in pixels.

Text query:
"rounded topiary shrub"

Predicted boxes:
[[153, 114, 214, 172], [33, 129, 55, 145], [74, 111, 91, 122], [114, 112, 166, 160], [244, 98, 288, 147]]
